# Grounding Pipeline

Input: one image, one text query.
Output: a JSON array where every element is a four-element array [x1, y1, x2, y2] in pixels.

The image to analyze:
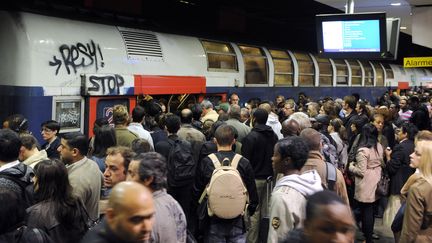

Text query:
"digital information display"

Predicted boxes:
[[322, 20, 381, 52]]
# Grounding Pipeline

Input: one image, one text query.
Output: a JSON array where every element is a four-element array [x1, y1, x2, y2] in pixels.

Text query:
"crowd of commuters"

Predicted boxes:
[[1, 89, 432, 243]]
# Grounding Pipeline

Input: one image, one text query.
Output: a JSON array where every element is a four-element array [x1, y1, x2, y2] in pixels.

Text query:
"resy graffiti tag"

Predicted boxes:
[[49, 40, 104, 75]]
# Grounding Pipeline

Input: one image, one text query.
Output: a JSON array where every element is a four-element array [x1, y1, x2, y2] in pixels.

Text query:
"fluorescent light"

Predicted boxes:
[[391, 3, 401, 6], [400, 26, 407, 30]]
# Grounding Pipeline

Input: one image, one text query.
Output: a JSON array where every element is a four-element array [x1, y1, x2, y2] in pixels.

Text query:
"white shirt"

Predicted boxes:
[[128, 123, 154, 150]]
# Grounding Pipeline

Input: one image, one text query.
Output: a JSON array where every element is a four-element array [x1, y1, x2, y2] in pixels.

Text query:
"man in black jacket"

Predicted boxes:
[[193, 124, 258, 242], [241, 108, 278, 243], [409, 96, 431, 131], [384, 123, 418, 226]]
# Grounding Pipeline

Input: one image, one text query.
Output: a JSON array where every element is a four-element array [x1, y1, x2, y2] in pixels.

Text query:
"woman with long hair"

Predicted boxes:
[[26, 159, 87, 243], [348, 123, 383, 243], [399, 139, 432, 242], [90, 125, 117, 172]]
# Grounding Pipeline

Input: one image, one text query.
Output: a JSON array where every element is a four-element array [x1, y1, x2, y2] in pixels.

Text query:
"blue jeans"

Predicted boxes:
[[205, 218, 246, 243]]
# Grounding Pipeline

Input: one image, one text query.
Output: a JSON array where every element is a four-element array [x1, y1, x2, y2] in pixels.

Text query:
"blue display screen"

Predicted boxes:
[[322, 20, 381, 52]]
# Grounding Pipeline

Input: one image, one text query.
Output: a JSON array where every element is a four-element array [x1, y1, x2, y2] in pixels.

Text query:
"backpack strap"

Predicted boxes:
[[208, 153, 222, 169], [326, 162, 337, 190], [230, 154, 242, 169]]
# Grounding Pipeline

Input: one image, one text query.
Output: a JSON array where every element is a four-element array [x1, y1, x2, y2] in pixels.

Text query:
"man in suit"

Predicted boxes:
[[384, 122, 418, 226]]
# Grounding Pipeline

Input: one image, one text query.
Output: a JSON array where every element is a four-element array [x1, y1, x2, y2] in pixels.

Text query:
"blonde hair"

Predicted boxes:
[[418, 140, 432, 184], [113, 105, 129, 125]]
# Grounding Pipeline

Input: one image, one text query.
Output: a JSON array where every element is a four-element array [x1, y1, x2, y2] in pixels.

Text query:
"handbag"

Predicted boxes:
[[376, 170, 390, 197]]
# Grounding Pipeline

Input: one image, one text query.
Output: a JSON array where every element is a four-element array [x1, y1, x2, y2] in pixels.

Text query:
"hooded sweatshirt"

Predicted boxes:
[[0, 162, 33, 196], [267, 170, 323, 243], [241, 124, 279, 179]]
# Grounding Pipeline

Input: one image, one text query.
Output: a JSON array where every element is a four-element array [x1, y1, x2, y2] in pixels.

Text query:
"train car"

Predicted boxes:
[[1, 11, 431, 138]]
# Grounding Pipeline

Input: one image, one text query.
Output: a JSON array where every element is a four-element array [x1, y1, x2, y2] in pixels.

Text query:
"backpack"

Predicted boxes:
[[0, 168, 34, 208], [166, 138, 196, 187], [325, 161, 337, 191], [202, 153, 248, 219]]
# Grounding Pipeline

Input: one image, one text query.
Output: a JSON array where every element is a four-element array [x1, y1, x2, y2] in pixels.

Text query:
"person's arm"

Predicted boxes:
[[349, 149, 367, 177], [241, 159, 258, 215], [386, 145, 403, 176], [267, 193, 292, 243], [400, 184, 425, 243], [241, 135, 254, 163]]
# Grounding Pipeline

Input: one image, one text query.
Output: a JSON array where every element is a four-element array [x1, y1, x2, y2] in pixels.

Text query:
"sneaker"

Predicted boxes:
[[372, 232, 380, 240]]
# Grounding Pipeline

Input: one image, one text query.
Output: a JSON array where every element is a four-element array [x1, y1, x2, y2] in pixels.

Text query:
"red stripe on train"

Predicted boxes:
[[134, 75, 206, 94]]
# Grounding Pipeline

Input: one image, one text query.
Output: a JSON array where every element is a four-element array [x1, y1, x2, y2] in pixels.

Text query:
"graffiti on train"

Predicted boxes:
[[86, 74, 125, 95], [49, 40, 104, 75]]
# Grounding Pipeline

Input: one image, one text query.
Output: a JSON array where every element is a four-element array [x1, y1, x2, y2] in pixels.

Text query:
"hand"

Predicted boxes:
[[385, 147, 392, 160]]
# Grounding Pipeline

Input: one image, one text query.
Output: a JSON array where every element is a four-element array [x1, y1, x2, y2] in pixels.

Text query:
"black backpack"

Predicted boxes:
[[166, 138, 196, 187], [0, 168, 34, 208]]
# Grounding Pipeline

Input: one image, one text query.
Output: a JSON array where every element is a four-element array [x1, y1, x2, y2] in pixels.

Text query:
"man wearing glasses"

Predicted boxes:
[[40, 120, 61, 159]]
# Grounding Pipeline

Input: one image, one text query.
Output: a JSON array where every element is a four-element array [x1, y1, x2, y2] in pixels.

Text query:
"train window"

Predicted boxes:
[[316, 57, 332, 86], [294, 52, 314, 86], [239, 45, 268, 85], [201, 40, 238, 72], [270, 49, 294, 86], [372, 62, 384, 86], [348, 60, 362, 86], [361, 61, 374, 86], [382, 63, 394, 79], [333, 59, 348, 85]]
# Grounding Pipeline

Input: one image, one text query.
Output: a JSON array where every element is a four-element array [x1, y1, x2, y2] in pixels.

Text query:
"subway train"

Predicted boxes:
[[1, 11, 431, 137]]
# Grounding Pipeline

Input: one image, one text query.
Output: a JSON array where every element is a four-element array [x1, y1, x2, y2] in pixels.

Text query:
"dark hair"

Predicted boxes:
[[135, 152, 167, 191], [305, 190, 345, 221], [0, 188, 26, 234], [180, 109, 193, 124], [93, 125, 116, 157], [5, 114, 29, 134], [106, 146, 135, 174], [253, 108, 269, 125], [132, 105, 146, 123], [34, 159, 81, 226], [214, 124, 236, 146], [19, 133, 40, 150], [277, 137, 310, 170], [165, 114, 181, 134], [356, 100, 369, 117], [41, 120, 60, 133], [401, 122, 418, 141], [358, 123, 378, 149], [131, 138, 151, 155], [93, 118, 109, 134], [94, 117, 109, 127], [351, 115, 369, 132], [0, 129, 21, 162], [190, 104, 203, 121], [62, 132, 88, 156], [330, 118, 347, 142], [343, 95, 357, 110], [300, 128, 321, 151]]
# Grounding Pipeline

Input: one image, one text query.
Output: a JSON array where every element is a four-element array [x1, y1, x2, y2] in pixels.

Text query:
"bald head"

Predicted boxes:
[[106, 181, 155, 242], [258, 103, 272, 114], [281, 119, 300, 137], [180, 108, 193, 124], [300, 128, 321, 151], [109, 181, 153, 211]]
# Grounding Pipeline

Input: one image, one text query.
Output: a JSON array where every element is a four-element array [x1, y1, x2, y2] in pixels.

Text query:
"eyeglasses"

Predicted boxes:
[[40, 128, 53, 133]]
